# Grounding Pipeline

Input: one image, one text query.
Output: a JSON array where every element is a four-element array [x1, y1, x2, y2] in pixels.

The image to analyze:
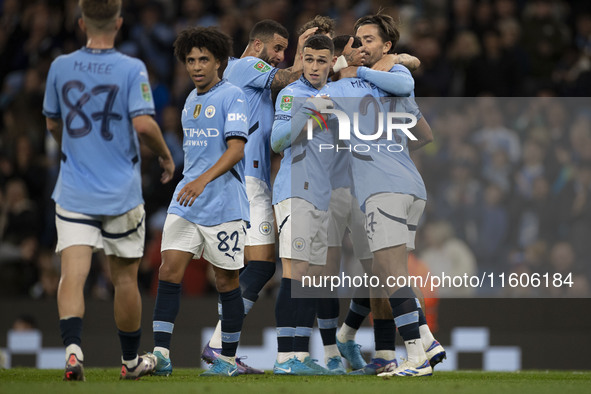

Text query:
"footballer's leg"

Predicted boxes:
[[316, 247, 345, 374], [365, 194, 431, 377], [109, 255, 157, 380], [151, 249, 192, 376], [202, 178, 272, 374], [58, 245, 92, 381], [373, 246, 431, 377], [201, 266, 244, 377]]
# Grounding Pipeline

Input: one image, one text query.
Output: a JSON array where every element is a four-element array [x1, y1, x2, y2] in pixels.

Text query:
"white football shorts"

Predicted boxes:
[[327, 187, 372, 260], [274, 197, 328, 265], [55, 203, 145, 258], [161, 213, 246, 270], [364, 192, 426, 252], [245, 176, 275, 246]]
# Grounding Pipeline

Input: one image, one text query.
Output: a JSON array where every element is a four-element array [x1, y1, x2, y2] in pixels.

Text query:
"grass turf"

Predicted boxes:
[[1, 369, 590, 394]]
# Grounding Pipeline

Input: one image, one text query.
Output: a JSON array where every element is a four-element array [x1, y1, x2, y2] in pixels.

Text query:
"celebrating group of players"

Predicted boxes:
[[43, 0, 446, 381]]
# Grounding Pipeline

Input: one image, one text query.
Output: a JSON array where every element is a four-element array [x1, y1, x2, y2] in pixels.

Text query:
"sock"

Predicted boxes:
[[293, 282, 316, 353], [153, 280, 181, 349], [209, 320, 223, 349], [60, 317, 82, 347], [375, 350, 396, 360], [122, 355, 139, 369], [218, 354, 236, 364], [389, 287, 423, 363], [220, 287, 244, 357], [373, 319, 396, 358], [154, 346, 169, 359], [324, 344, 340, 364], [65, 344, 83, 362], [239, 260, 276, 311], [338, 298, 370, 343], [277, 352, 294, 363], [317, 297, 339, 346], [276, 278, 296, 355], [416, 298, 435, 348], [295, 351, 310, 362], [118, 328, 141, 362]]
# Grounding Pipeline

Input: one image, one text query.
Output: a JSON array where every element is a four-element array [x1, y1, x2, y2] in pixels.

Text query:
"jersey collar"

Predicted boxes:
[[81, 46, 117, 54], [299, 75, 317, 91], [197, 79, 226, 96]]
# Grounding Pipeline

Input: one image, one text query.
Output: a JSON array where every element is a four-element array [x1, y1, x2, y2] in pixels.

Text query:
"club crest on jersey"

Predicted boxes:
[[141, 83, 152, 102], [205, 105, 216, 118], [280, 95, 293, 111], [259, 221, 272, 235], [293, 237, 306, 251], [253, 60, 271, 73], [193, 104, 202, 118]]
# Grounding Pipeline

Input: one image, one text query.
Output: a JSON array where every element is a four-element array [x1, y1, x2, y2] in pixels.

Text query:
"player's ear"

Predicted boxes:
[[383, 40, 392, 55], [115, 17, 123, 31], [253, 38, 263, 54], [78, 17, 86, 33], [331, 55, 337, 68]]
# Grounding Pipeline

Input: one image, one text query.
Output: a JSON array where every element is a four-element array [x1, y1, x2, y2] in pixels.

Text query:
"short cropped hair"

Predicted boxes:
[[174, 27, 232, 63], [303, 34, 334, 54], [298, 15, 336, 37], [79, 0, 121, 29], [354, 14, 400, 53], [249, 19, 289, 42], [332, 35, 362, 56]]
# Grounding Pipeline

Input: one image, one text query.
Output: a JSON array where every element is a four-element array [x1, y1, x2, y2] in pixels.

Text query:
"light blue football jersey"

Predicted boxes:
[[168, 80, 249, 226], [271, 76, 334, 211], [320, 66, 427, 211], [223, 56, 279, 188], [43, 47, 154, 215]]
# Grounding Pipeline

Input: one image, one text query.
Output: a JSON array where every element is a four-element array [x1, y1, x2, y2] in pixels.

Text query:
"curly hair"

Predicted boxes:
[[174, 27, 232, 64]]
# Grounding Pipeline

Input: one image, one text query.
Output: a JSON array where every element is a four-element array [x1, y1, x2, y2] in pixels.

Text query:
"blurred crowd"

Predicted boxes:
[[1, 0, 590, 298]]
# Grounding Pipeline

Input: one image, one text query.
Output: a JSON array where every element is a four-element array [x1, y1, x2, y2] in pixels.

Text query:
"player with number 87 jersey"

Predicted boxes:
[[43, 47, 161, 215]]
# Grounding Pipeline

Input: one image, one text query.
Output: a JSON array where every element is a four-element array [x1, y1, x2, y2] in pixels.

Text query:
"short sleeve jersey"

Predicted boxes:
[[223, 57, 279, 187], [168, 80, 249, 226], [42, 47, 155, 215]]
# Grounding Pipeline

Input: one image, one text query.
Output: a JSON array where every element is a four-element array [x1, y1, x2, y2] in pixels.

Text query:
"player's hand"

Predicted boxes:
[[339, 66, 359, 79], [342, 37, 366, 66], [159, 156, 175, 184], [177, 177, 207, 207], [307, 95, 333, 111], [372, 53, 397, 71], [296, 27, 319, 54]]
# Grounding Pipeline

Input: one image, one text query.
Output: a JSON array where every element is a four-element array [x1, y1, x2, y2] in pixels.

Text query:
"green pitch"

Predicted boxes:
[[1, 369, 590, 394]]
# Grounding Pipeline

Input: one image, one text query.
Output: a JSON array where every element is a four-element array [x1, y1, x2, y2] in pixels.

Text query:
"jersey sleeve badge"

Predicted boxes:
[[280, 95, 293, 111], [253, 60, 271, 73], [141, 82, 152, 102]]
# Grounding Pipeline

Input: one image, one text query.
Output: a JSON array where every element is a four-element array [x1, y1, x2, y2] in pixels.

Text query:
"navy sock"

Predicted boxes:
[[118, 328, 141, 361], [220, 287, 244, 357], [373, 319, 396, 352], [59, 317, 82, 347], [417, 298, 427, 326], [275, 278, 296, 353], [293, 282, 316, 353], [317, 298, 339, 346], [153, 280, 181, 349], [344, 297, 370, 330], [389, 287, 420, 341], [239, 261, 276, 313]]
